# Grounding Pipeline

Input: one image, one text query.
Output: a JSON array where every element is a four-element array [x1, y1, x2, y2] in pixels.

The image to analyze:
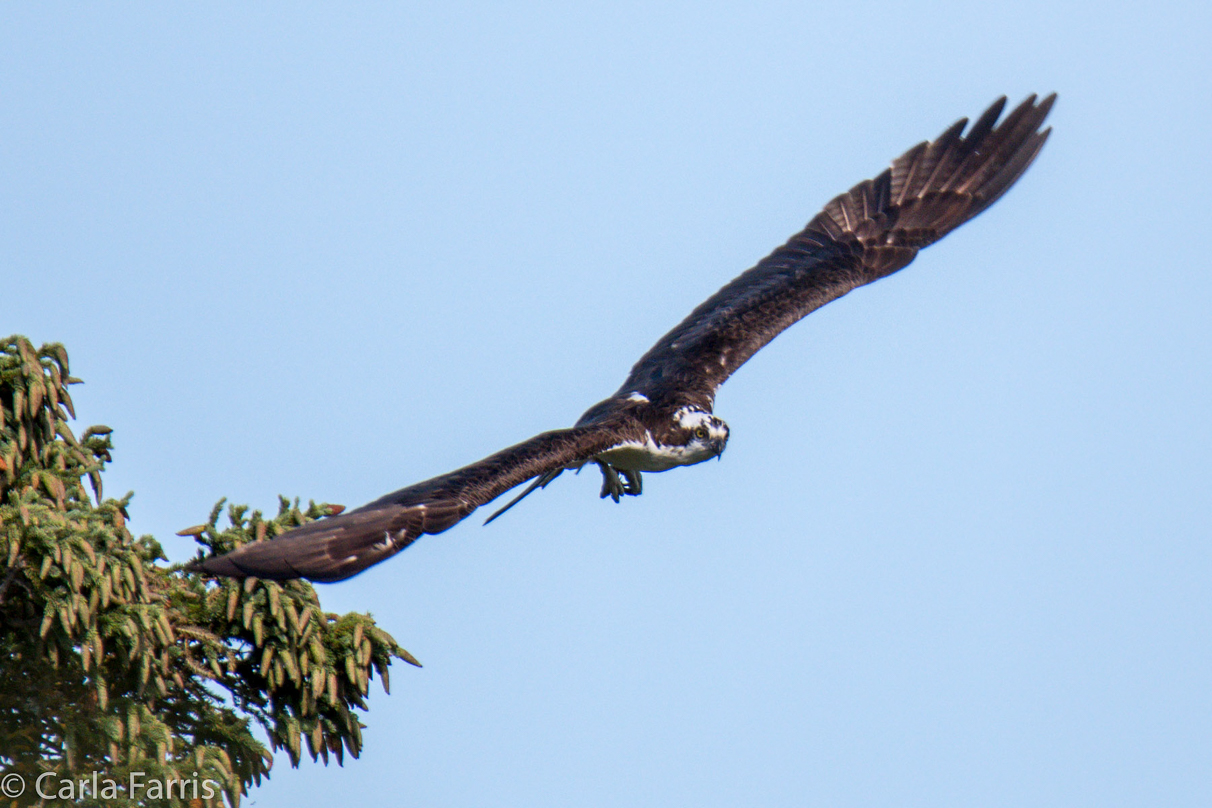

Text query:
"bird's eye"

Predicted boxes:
[[693, 426, 709, 440]]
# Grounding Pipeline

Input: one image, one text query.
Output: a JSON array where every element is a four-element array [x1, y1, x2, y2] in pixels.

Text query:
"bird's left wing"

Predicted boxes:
[[189, 421, 631, 582], [617, 94, 1055, 412]]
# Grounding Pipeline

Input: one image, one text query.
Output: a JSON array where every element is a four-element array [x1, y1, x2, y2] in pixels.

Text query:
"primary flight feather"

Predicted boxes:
[[190, 94, 1055, 583]]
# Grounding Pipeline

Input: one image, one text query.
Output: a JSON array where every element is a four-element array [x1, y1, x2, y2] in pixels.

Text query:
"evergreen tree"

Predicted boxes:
[[0, 336, 416, 807]]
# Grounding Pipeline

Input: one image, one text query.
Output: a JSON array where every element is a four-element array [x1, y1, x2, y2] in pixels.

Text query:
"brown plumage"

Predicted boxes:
[[190, 94, 1055, 583], [618, 94, 1055, 413], [191, 420, 637, 582]]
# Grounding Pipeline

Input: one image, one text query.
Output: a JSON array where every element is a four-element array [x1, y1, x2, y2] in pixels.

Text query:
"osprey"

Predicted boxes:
[[191, 94, 1055, 583]]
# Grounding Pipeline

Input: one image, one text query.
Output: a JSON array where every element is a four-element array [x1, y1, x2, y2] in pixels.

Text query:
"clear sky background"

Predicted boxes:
[[4, 2, 1210, 806]]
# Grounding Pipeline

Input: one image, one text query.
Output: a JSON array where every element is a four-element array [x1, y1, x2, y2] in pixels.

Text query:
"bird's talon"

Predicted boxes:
[[622, 469, 643, 496], [596, 461, 627, 501]]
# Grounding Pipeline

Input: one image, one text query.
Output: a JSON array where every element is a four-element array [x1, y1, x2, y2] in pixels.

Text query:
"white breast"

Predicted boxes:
[[595, 433, 714, 472]]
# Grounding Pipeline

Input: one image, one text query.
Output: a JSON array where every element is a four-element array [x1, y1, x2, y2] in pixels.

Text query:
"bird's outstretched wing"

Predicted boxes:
[[618, 94, 1055, 412], [189, 421, 632, 582], [190, 94, 1055, 583]]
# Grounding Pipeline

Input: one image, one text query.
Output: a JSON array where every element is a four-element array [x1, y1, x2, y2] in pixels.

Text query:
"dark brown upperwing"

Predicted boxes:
[[618, 94, 1055, 412], [189, 421, 631, 582]]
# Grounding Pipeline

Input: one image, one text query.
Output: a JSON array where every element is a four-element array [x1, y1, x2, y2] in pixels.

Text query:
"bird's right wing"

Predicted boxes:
[[189, 421, 633, 582]]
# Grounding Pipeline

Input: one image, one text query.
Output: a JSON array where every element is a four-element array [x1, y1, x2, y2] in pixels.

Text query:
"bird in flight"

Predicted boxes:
[[191, 94, 1055, 583]]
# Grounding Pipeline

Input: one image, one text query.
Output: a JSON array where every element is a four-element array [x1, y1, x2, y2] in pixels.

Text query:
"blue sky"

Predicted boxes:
[[4, 2, 1210, 806]]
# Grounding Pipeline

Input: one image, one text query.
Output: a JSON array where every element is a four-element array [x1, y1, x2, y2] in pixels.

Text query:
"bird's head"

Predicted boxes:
[[673, 407, 729, 463]]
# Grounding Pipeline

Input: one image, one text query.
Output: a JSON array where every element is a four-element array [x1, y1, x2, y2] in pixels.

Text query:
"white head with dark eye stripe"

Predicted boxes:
[[672, 407, 730, 462]]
